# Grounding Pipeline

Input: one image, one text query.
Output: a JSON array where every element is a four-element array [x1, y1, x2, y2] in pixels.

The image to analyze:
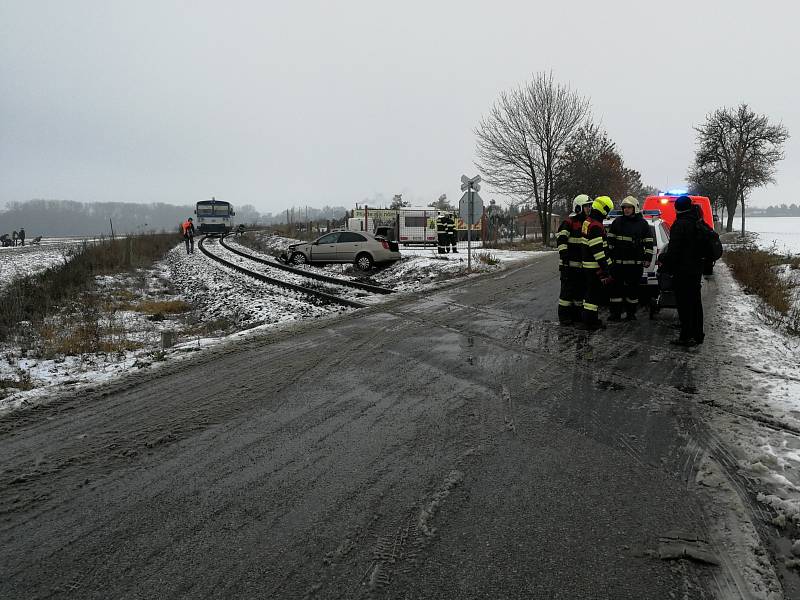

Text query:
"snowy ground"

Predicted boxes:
[[0, 237, 93, 292], [695, 262, 800, 590], [237, 232, 536, 293], [0, 235, 541, 412]]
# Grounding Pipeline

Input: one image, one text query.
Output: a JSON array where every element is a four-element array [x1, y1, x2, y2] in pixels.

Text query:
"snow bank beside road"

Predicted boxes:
[[698, 263, 800, 577]]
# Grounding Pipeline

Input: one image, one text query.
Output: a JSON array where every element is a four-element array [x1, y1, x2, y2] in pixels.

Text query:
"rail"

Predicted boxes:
[[198, 236, 368, 309], [218, 235, 395, 295]]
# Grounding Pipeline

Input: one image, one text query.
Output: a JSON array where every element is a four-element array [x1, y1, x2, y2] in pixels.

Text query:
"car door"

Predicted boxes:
[[310, 232, 340, 262], [336, 231, 368, 262]]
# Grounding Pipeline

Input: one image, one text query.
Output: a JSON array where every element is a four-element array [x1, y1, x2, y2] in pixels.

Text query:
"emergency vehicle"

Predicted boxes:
[[642, 192, 713, 229]]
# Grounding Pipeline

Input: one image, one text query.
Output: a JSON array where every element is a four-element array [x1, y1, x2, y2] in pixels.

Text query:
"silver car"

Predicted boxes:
[[285, 231, 400, 270]]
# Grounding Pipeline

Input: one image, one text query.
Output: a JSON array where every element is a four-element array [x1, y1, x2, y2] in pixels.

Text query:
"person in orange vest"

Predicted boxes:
[[181, 217, 196, 254]]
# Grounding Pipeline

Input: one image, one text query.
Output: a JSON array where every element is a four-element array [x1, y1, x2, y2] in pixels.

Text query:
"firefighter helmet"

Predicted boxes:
[[592, 196, 614, 216], [620, 196, 639, 212], [573, 194, 592, 212]]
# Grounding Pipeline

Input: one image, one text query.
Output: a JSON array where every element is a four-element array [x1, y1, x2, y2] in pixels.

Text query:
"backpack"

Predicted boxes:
[[696, 220, 723, 262]]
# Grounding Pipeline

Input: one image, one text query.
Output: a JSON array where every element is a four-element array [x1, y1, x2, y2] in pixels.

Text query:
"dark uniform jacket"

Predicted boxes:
[[581, 209, 610, 275], [444, 215, 456, 236], [607, 213, 653, 265], [660, 210, 703, 278], [556, 213, 586, 269]]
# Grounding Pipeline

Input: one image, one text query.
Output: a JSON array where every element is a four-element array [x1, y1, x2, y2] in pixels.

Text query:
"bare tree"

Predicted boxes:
[[688, 103, 789, 233], [475, 72, 590, 244]]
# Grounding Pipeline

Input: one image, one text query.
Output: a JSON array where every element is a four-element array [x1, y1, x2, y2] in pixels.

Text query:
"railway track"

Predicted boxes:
[[218, 234, 396, 295], [198, 235, 377, 309]]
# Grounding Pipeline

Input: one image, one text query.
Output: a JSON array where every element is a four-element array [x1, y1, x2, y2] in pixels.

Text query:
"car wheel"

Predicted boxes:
[[354, 253, 373, 271], [290, 252, 307, 265]]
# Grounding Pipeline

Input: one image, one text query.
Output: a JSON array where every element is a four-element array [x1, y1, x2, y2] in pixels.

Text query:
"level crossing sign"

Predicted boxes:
[[459, 191, 483, 224]]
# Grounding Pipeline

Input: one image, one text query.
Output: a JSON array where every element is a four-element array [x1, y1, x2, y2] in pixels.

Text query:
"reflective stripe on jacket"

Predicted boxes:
[[607, 213, 653, 264], [581, 210, 609, 272]]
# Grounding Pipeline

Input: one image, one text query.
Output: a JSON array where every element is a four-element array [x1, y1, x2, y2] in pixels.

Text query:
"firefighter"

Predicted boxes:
[[578, 195, 615, 330], [436, 213, 447, 254], [446, 213, 458, 253], [556, 194, 593, 324], [606, 196, 653, 321], [181, 217, 196, 254]]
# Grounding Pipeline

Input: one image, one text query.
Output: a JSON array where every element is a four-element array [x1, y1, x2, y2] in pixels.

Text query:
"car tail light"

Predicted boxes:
[[400, 236, 408, 240], [380, 240, 389, 250]]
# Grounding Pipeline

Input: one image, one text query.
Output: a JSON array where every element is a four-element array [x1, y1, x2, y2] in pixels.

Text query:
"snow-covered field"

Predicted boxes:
[[0, 234, 540, 411], [746, 217, 800, 255], [0, 237, 95, 292]]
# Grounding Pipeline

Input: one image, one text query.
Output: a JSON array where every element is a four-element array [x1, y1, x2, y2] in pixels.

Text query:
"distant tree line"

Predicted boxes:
[[0, 199, 350, 236], [747, 204, 800, 217]]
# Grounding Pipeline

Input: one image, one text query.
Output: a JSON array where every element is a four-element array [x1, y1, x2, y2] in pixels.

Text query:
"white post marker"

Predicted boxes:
[[460, 174, 483, 272]]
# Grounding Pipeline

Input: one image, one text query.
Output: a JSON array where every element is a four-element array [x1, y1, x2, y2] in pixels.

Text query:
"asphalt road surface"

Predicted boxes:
[[0, 253, 765, 598]]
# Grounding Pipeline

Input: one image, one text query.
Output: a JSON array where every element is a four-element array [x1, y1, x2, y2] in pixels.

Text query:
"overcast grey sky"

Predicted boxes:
[[1, 0, 797, 213]]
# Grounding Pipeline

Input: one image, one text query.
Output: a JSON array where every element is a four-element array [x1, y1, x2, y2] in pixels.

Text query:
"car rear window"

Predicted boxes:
[[338, 232, 367, 242]]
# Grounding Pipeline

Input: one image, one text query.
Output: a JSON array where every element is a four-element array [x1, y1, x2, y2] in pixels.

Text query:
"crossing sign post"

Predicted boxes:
[[459, 174, 482, 271]]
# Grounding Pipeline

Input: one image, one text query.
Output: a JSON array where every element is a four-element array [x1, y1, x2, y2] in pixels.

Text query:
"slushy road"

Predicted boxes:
[[1, 253, 726, 598]]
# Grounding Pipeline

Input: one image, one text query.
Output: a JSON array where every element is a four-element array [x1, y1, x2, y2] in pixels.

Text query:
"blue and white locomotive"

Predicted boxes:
[[195, 197, 235, 234]]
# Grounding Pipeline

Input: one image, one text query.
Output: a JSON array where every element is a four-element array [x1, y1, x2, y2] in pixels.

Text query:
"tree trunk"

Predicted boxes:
[[725, 199, 737, 233], [740, 193, 746, 237]]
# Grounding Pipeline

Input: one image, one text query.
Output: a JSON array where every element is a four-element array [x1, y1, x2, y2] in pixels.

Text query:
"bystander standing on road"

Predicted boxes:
[[660, 195, 706, 346], [181, 217, 196, 255], [18, 228, 25, 246]]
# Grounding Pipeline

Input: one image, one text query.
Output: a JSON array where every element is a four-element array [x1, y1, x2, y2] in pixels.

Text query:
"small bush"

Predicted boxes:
[[725, 245, 798, 332], [476, 252, 500, 266]]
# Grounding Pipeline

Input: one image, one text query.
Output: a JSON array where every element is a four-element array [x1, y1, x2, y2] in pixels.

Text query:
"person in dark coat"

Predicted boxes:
[[607, 196, 653, 321], [446, 214, 458, 253], [436, 214, 447, 254], [660, 195, 705, 346], [18, 228, 26, 246]]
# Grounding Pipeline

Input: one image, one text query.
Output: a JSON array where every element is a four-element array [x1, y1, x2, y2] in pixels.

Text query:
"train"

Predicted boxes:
[[195, 197, 235, 234]]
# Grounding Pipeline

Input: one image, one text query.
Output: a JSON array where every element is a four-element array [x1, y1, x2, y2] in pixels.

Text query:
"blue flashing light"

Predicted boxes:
[[662, 188, 689, 196]]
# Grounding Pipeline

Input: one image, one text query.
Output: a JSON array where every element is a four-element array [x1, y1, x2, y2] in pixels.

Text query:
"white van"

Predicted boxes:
[[350, 207, 440, 245]]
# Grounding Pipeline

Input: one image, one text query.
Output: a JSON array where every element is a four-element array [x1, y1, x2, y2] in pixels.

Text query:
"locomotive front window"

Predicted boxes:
[[213, 205, 231, 216], [197, 206, 214, 216]]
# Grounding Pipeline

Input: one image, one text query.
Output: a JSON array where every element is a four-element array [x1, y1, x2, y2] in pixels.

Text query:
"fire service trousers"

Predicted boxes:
[[609, 264, 643, 316], [558, 267, 585, 323]]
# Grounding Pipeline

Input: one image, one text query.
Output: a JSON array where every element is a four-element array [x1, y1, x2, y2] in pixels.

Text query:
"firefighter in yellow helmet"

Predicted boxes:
[[578, 196, 614, 330]]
